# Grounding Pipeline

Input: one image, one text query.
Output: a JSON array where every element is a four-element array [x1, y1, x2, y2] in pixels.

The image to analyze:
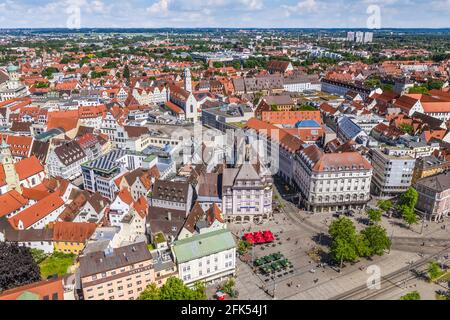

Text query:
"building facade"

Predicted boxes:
[[293, 145, 373, 213], [79, 242, 156, 301], [172, 229, 236, 287]]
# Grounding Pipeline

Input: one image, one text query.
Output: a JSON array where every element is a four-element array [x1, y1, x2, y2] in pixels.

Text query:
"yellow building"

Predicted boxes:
[[52, 221, 97, 254]]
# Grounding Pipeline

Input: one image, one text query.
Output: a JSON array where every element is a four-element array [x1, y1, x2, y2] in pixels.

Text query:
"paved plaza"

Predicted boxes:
[[221, 177, 450, 300]]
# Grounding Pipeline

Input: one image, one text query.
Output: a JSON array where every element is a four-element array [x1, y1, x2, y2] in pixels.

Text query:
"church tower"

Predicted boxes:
[[184, 67, 192, 93], [6, 64, 20, 90], [0, 137, 21, 194]]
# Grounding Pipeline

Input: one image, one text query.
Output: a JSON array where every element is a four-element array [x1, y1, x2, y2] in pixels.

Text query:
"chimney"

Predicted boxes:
[[167, 211, 172, 221]]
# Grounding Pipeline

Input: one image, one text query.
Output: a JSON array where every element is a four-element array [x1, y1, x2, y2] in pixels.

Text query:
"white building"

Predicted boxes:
[[173, 229, 236, 287], [293, 145, 373, 213], [132, 86, 169, 105], [222, 162, 273, 223], [46, 141, 87, 180], [370, 148, 416, 197]]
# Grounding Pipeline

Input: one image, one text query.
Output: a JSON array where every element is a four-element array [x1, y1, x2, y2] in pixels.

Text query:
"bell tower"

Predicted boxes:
[[184, 67, 192, 93], [0, 137, 21, 194]]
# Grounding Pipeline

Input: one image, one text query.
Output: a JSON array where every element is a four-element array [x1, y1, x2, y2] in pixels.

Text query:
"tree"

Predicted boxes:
[[123, 65, 130, 83], [367, 208, 383, 223], [0, 243, 41, 292], [34, 82, 50, 88], [30, 249, 49, 265], [399, 123, 414, 134], [160, 277, 204, 300], [378, 199, 392, 213], [190, 281, 207, 300], [329, 217, 360, 264], [297, 104, 317, 111], [238, 240, 251, 255], [139, 277, 206, 300], [400, 291, 421, 300], [213, 61, 223, 68], [398, 187, 419, 227], [41, 67, 59, 79], [427, 261, 444, 281], [138, 283, 160, 300], [330, 237, 358, 265], [361, 225, 391, 256], [329, 217, 357, 243], [408, 86, 429, 94], [221, 278, 236, 296], [399, 187, 418, 208], [426, 80, 444, 90], [398, 205, 418, 227], [232, 60, 241, 70]]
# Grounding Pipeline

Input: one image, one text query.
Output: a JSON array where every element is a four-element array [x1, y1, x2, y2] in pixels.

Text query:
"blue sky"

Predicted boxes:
[[0, 0, 449, 28]]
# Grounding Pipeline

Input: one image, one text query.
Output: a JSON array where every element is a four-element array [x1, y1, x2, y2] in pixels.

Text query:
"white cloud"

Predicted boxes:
[[282, 0, 319, 16], [147, 0, 171, 16], [240, 0, 264, 10], [431, 0, 450, 9]]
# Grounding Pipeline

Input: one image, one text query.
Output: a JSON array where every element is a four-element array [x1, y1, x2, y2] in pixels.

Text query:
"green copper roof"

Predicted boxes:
[[173, 229, 236, 263], [17, 291, 40, 300]]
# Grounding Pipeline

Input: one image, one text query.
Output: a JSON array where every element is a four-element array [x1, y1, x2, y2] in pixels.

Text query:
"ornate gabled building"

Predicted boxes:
[[221, 162, 273, 223]]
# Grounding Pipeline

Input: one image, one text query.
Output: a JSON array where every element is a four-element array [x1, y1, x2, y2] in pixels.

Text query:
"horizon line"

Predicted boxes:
[[1, 27, 450, 31]]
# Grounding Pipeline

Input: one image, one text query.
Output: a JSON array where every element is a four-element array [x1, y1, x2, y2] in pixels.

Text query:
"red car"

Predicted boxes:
[[215, 292, 226, 300]]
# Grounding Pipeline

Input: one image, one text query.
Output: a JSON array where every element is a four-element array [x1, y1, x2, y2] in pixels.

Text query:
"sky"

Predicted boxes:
[[0, 0, 449, 29]]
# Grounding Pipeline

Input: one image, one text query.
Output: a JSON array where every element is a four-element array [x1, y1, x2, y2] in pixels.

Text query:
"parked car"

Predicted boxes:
[[215, 291, 226, 300], [344, 210, 355, 217]]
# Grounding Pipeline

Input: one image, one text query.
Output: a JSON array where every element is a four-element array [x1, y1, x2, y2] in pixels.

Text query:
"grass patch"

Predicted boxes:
[[39, 252, 76, 279], [147, 244, 155, 251], [154, 232, 166, 244], [435, 293, 450, 300], [434, 271, 450, 283]]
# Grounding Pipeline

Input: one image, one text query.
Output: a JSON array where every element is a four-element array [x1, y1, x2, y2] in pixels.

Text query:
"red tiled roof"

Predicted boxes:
[[0, 278, 64, 300], [52, 221, 97, 242], [165, 101, 185, 114], [117, 188, 133, 205], [261, 110, 322, 125], [0, 190, 28, 218], [132, 196, 148, 219], [9, 192, 64, 230], [14, 155, 44, 181], [246, 118, 304, 153]]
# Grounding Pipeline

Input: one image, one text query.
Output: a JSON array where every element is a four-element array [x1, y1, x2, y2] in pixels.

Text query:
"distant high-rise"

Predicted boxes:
[[355, 31, 364, 43], [364, 32, 373, 43], [347, 31, 373, 44], [347, 32, 355, 42]]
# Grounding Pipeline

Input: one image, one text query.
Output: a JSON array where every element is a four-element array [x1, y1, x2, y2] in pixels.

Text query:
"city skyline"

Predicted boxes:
[[0, 0, 449, 29]]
